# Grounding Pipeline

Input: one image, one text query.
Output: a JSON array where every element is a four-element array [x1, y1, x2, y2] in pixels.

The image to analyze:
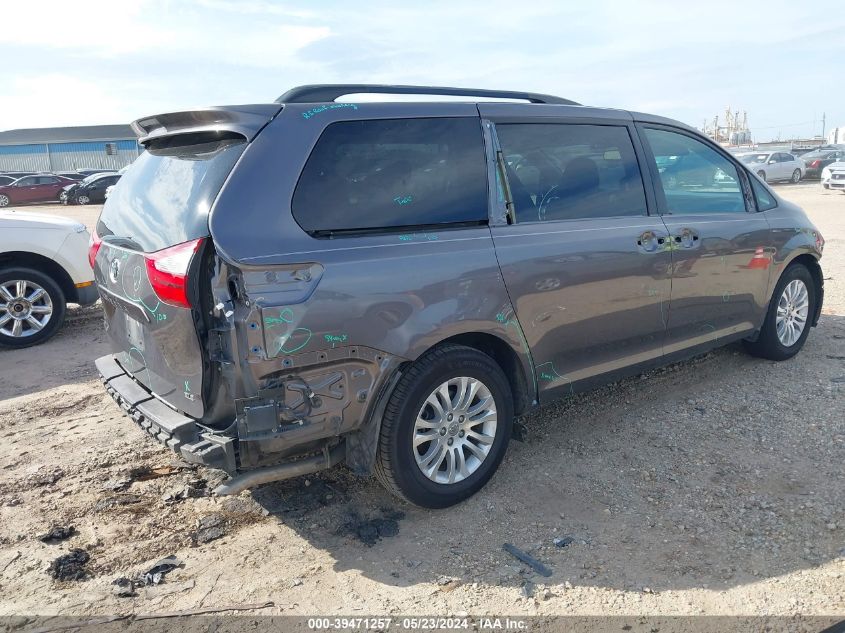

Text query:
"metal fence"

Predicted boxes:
[[0, 139, 141, 172]]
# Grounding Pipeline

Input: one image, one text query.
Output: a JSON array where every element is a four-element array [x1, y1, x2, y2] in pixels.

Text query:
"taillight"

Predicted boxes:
[[808, 160, 821, 168], [88, 230, 102, 268], [144, 238, 203, 308], [815, 231, 825, 253]]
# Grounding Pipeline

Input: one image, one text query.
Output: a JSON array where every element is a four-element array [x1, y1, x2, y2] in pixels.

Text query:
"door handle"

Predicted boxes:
[[637, 231, 665, 252], [674, 228, 699, 248]]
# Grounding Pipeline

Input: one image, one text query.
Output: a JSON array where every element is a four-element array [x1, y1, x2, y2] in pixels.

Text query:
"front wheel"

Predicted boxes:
[[374, 345, 514, 508], [0, 268, 66, 348], [791, 169, 801, 183], [0, 194, 10, 207], [76, 194, 90, 205], [743, 264, 815, 361]]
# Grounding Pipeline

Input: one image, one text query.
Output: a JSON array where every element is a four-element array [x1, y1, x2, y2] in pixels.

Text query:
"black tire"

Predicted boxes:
[[791, 169, 801, 183], [743, 263, 815, 361], [0, 267, 66, 349], [757, 170, 766, 182], [374, 344, 514, 508]]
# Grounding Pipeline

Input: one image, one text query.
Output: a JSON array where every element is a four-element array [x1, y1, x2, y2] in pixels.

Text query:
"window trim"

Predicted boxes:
[[290, 116, 491, 238], [487, 120, 655, 226], [635, 123, 757, 215]]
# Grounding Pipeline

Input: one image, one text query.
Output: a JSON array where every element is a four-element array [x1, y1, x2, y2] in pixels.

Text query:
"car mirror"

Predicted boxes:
[[768, 160, 777, 164]]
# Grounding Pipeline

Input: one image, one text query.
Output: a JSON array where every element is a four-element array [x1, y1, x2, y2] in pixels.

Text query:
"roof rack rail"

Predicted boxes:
[[275, 84, 579, 106]]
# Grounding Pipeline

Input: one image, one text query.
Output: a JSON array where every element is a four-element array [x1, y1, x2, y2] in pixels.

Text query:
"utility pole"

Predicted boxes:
[[821, 112, 826, 139]]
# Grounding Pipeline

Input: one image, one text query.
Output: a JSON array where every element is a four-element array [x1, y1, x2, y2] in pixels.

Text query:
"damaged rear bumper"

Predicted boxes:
[[95, 355, 237, 474]]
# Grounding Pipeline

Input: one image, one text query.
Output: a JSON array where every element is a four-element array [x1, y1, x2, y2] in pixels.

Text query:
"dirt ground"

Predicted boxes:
[[0, 184, 843, 618]]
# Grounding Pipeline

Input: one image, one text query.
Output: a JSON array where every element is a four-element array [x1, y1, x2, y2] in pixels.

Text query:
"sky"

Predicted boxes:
[[1, 0, 843, 142]]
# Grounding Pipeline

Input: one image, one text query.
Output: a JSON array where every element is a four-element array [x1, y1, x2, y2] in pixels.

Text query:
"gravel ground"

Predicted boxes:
[[0, 184, 842, 617]]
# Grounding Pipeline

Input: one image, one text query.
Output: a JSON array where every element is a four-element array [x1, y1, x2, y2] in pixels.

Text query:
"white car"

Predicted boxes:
[[821, 160, 845, 192], [739, 151, 805, 183], [0, 210, 97, 348]]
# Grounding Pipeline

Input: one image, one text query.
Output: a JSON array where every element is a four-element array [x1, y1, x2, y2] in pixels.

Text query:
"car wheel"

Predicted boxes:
[[374, 344, 514, 508], [76, 194, 90, 205], [743, 263, 815, 361], [791, 169, 801, 183], [0, 194, 10, 207], [757, 170, 767, 182], [823, 183, 830, 189], [0, 267, 66, 349]]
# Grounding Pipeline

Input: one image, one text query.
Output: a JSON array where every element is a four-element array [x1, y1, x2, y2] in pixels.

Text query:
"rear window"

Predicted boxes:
[[97, 133, 245, 252], [292, 118, 488, 234]]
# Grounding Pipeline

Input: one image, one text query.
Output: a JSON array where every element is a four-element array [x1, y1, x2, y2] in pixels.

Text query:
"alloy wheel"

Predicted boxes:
[[0, 279, 54, 338], [413, 376, 498, 484], [775, 279, 809, 347]]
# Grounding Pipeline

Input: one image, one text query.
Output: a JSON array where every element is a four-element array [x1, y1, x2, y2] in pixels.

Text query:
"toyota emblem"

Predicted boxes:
[[109, 258, 121, 283]]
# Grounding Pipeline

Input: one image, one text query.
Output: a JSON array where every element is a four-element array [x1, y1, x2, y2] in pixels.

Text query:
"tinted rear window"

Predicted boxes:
[[97, 134, 245, 252], [292, 118, 488, 233]]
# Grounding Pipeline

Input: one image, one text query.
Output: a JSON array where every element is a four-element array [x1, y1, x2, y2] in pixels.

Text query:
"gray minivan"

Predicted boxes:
[[92, 85, 824, 508]]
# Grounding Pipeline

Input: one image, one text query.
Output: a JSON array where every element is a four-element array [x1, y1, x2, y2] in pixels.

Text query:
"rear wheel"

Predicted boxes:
[[0, 268, 66, 348], [374, 345, 513, 508], [791, 169, 801, 183], [743, 263, 815, 361], [0, 194, 10, 207]]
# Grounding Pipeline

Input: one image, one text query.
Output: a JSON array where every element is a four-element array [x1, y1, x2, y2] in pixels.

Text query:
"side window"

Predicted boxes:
[[750, 177, 777, 211], [38, 176, 58, 184], [17, 176, 37, 186], [643, 127, 745, 214], [292, 118, 488, 233], [495, 123, 647, 222]]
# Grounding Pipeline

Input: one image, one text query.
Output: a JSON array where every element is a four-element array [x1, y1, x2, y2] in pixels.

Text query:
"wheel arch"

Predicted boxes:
[[433, 331, 533, 417], [767, 253, 823, 328], [0, 251, 76, 303], [346, 330, 535, 477]]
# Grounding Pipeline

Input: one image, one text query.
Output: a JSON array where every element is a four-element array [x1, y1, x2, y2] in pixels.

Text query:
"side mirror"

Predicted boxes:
[[768, 160, 777, 164]]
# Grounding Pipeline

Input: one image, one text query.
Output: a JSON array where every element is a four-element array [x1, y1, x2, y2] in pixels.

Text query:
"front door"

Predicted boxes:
[[638, 125, 771, 355], [487, 118, 672, 400]]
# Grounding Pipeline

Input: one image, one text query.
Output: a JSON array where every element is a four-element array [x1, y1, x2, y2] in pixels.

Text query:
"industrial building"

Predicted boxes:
[[0, 125, 141, 172]]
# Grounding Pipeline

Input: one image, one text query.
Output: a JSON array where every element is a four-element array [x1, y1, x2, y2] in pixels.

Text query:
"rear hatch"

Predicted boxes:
[[91, 104, 281, 420]]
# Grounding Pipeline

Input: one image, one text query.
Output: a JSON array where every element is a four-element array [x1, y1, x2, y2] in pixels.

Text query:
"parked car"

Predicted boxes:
[[91, 84, 824, 508], [76, 168, 117, 177], [54, 171, 86, 181], [0, 171, 36, 178], [0, 210, 98, 347], [802, 148, 845, 179], [821, 159, 845, 188], [62, 172, 121, 205], [739, 152, 804, 183], [0, 174, 76, 207]]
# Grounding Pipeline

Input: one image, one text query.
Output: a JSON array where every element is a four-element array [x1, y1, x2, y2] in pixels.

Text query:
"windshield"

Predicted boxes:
[[741, 154, 769, 164]]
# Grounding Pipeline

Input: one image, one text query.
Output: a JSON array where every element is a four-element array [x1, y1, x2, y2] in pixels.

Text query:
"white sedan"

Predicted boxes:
[[739, 151, 805, 183], [0, 210, 97, 348], [822, 160, 845, 192]]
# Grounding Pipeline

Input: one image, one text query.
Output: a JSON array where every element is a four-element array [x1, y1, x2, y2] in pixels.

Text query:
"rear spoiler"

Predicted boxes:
[[131, 104, 283, 145]]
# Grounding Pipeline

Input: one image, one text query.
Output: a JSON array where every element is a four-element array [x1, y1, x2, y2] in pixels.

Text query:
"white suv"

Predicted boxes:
[[0, 210, 97, 347]]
